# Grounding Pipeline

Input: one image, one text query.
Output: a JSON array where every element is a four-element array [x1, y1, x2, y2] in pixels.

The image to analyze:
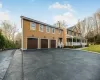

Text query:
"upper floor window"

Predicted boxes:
[[39, 24, 43, 32], [52, 28, 55, 34], [46, 26, 50, 33], [30, 22, 36, 30], [74, 32, 76, 36], [67, 30, 69, 34], [70, 31, 72, 35], [59, 30, 61, 34]]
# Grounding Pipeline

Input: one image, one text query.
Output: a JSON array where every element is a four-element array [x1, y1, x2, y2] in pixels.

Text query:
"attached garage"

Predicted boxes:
[[27, 38, 38, 49], [41, 39, 48, 48], [51, 40, 56, 48]]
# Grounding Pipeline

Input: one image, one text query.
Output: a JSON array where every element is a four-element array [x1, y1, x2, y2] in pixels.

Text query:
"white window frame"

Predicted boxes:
[[52, 28, 55, 34], [39, 24, 44, 32], [46, 26, 50, 33], [30, 22, 36, 30]]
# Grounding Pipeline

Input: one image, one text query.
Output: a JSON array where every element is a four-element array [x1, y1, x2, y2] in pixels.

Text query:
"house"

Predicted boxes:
[[21, 16, 66, 50], [66, 26, 87, 47]]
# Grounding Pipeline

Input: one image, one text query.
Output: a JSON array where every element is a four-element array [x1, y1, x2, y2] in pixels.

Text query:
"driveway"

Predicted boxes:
[[23, 49, 100, 80]]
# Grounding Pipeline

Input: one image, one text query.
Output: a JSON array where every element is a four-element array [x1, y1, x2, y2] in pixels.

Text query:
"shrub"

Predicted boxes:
[[0, 33, 5, 50]]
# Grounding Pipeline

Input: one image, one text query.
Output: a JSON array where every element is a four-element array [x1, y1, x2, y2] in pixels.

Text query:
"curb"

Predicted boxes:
[[80, 50, 100, 54]]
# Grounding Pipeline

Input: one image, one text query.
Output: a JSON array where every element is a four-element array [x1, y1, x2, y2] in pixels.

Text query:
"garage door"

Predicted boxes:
[[51, 40, 56, 48], [27, 38, 38, 49], [41, 39, 48, 48]]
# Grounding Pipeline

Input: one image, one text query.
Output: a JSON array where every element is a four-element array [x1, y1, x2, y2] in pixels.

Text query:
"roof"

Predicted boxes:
[[67, 26, 81, 34], [67, 26, 76, 31], [21, 16, 63, 30]]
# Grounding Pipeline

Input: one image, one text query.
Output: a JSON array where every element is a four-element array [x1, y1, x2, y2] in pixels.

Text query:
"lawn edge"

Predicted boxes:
[[64, 48, 100, 54]]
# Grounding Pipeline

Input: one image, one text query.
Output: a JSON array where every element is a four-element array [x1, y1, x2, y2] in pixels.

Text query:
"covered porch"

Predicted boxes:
[[66, 36, 87, 46]]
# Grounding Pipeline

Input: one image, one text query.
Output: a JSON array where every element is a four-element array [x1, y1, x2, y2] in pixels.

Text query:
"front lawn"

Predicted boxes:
[[82, 45, 100, 53]]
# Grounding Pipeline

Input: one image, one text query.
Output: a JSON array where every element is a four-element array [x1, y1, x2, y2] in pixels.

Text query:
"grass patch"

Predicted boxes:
[[82, 45, 100, 53]]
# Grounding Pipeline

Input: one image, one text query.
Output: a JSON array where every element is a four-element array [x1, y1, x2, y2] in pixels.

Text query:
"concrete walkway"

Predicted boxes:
[[0, 50, 15, 80], [3, 50, 22, 80]]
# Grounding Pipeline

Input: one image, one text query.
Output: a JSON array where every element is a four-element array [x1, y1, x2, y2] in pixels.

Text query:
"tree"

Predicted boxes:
[[0, 32, 5, 50], [94, 9, 100, 34], [54, 20, 67, 28], [1, 21, 18, 42], [15, 32, 22, 48]]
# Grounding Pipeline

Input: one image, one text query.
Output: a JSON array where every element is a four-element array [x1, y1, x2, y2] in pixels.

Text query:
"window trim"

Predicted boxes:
[[52, 28, 55, 34], [39, 24, 44, 32], [30, 22, 36, 30], [46, 26, 50, 33]]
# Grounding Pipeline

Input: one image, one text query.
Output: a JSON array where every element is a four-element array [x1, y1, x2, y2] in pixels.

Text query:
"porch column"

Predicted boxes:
[[81, 39, 83, 47], [76, 38, 77, 46], [86, 39, 87, 45], [72, 37, 73, 46]]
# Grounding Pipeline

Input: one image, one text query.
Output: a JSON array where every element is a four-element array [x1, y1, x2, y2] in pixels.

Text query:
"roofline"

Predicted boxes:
[[67, 29, 81, 34], [21, 16, 63, 30]]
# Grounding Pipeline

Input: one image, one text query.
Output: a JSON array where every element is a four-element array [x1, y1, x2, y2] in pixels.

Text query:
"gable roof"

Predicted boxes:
[[67, 26, 81, 34], [21, 16, 63, 30], [67, 25, 76, 31]]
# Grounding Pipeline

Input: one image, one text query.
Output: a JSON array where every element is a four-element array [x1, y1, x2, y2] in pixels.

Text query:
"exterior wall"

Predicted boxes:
[[63, 28, 67, 46], [22, 19, 65, 49], [67, 30, 80, 37]]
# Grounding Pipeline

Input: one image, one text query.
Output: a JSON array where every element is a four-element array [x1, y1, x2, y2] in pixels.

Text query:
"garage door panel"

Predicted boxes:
[[41, 39, 48, 48], [27, 38, 38, 49], [51, 40, 56, 48]]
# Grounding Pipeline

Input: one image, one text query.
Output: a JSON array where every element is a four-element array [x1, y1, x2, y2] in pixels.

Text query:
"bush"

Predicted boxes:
[[64, 45, 82, 48], [95, 34, 100, 44]]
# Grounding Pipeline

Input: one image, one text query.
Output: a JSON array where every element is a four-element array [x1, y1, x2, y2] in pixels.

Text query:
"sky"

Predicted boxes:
[[0, 0, 100, 32]]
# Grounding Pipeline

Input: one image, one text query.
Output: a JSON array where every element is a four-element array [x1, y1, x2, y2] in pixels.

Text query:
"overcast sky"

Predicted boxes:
[[0, 0, 100, 32]]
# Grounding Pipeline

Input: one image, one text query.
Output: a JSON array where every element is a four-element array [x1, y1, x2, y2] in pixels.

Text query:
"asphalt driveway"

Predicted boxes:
[[23, 49, 100, 80]]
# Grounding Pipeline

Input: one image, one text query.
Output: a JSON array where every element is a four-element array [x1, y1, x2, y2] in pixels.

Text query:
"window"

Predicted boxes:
[[74, 32, 76, 36], [30, 22, 36, 30], [59, 30, 61, 34], [46, 26, 50, 33], [67, 31, 69, 34], [39, 24, 43, 32], [70, 31, 72, 35], [52, 28, 55, 33]]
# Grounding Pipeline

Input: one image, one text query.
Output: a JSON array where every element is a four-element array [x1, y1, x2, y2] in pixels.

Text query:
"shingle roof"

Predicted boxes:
[[21, 16, 63, 30], [67, 25, 81, 34], [67, 26, 76, 31]]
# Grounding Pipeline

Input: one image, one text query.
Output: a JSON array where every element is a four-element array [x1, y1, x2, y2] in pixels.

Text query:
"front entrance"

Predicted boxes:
[[59, 38, 62, 43]]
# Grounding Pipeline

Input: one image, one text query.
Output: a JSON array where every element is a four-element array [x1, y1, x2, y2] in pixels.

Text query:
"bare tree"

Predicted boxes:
[[1, 21, 18, 42], [94, 9, 100, 34], [15, 32, 22, 48]]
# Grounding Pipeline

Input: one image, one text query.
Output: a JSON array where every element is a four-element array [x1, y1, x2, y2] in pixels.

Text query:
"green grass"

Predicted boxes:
[[82, 45, 100, 53]]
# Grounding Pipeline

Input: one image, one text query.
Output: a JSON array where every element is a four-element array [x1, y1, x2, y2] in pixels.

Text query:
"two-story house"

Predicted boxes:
[[66, 26, 87, 46], [21, 16, 66, 50]]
